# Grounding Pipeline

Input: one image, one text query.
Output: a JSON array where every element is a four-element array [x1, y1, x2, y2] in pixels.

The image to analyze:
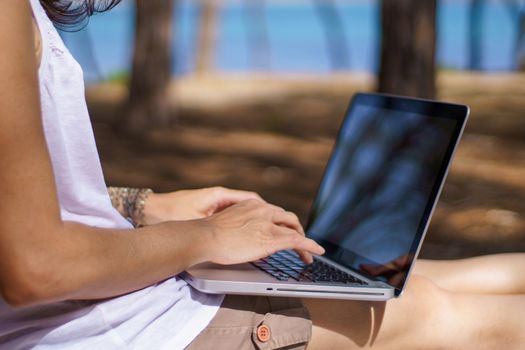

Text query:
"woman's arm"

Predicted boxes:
[[0, 1, 323, 308], [107, 186, 264, 226]]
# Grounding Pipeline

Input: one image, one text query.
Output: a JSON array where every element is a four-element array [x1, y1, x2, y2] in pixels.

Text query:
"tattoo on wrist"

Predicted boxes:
[[107, 187, 153, 228]]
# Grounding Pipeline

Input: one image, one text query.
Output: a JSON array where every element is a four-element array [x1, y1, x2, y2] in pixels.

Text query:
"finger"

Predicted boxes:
[[271, 210, 305, 235], [294, 249, 314, 264], [271, 226, 324, 256], [391, 254, 414, 269], [389, 272, 406, 288], [211, 188, 265, 213], [214, 187, 265, 203], [360, 263, 390, 276], [285, 249, 313, 264]]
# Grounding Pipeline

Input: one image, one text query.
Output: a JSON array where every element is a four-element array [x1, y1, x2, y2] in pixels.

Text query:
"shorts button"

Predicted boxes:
[[257, 324, 271, 342]]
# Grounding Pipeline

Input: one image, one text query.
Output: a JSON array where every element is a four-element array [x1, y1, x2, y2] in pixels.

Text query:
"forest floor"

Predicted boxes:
[[87, 71, 525, 260]]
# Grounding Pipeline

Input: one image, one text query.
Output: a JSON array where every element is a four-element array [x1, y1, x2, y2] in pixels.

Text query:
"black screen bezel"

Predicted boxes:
[[304, 93, 469, 296]]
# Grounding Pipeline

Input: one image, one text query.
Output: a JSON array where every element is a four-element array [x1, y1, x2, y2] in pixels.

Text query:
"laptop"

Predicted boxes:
[[182, 92, 469, 301]]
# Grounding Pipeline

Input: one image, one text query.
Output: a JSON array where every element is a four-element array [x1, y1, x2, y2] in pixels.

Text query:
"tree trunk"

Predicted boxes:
[[125, 0, 174, 134], [377, 0, 437, 99], [519, 7, 525, 71], [314, 0, 350, 71], [195, 0, 219, 75], [244, 0, 271, 70], [506, 1, 525, 71], [469, 0, 484, 70]]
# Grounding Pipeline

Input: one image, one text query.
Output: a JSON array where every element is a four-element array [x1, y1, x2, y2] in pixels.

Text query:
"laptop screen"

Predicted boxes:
[[305, 93, 468, 296]]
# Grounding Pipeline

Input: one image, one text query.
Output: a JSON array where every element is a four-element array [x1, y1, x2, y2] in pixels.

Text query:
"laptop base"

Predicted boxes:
[[182, 262, 394, 301]]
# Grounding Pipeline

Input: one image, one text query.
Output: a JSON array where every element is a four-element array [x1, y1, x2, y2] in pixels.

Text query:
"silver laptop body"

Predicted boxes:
[[182, 93, 469, 301]]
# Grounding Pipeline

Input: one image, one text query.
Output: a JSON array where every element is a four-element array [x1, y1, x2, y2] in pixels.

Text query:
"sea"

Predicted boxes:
[[59, 0, 525, 82]]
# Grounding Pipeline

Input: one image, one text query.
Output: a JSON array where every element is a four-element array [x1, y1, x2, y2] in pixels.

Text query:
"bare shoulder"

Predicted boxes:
[[0, 0, 42, 76], [0, 0, 35, 45], [0, 0, 39, 88], [0, 0, 40, 131]]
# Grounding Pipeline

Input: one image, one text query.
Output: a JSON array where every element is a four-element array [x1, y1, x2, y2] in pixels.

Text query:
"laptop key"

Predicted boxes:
[[286, 272, 302, 281], [251, 252, 369, 285]]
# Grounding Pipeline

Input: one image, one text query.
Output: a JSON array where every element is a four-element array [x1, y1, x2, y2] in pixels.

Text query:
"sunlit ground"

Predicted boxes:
[[87, 71, 525, 259]]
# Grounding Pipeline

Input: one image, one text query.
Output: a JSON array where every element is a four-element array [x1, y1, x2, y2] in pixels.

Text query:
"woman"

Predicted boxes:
[[0, 1, 524, 349]]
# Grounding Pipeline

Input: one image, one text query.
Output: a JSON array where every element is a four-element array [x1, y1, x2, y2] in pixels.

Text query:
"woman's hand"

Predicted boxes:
[[142, 187, 323, 264], [197, 199, 325, 265], [143, 186, 263, 225]]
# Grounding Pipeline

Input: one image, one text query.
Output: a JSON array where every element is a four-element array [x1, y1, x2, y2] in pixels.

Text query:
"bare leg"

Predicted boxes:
[[305, 275, 525, 350], [414, 253, 525, 294]]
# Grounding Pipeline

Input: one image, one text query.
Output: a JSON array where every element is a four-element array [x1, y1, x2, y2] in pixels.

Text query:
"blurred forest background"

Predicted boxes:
[[63, 0, 525, 259]]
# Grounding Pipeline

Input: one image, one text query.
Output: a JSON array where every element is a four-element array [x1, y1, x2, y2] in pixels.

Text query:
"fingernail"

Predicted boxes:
[[318, 245, 325, 254]]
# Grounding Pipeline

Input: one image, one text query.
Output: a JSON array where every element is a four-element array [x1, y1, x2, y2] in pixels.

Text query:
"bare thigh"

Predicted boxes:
[[414, 253, 525, 294], [304, 275, 525, 350]]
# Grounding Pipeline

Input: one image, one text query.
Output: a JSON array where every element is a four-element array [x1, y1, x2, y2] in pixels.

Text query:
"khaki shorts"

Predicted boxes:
[[186, 295, 312, 350]]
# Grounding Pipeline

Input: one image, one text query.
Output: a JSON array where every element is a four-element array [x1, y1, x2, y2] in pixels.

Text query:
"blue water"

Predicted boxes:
[[60, 0, 524, 82]]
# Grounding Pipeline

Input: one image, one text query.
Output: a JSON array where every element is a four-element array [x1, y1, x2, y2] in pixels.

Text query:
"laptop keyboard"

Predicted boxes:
[[251, 250, 368, 285]]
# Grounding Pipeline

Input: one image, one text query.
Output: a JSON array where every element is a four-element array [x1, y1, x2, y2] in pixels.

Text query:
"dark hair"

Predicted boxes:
[[39, 0, 122, 30]]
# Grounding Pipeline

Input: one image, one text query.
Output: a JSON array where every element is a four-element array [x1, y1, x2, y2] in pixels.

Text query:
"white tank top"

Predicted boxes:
[[0, 1, 222, 348]]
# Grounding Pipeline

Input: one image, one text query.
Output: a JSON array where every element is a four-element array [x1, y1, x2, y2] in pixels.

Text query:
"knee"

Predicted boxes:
[[399, 276, 456, 344], [402, 275, 452, 315], [362, 276, 456, 349], [405, 274, 445, 296]]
